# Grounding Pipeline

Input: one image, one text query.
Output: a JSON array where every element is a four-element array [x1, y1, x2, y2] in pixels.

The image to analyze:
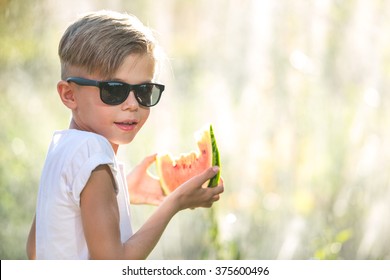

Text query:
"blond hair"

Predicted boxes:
[[59, 10, 158, 79]]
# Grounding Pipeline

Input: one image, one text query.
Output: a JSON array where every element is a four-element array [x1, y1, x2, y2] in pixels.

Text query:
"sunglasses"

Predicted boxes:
[[66, 77, 165, 107]]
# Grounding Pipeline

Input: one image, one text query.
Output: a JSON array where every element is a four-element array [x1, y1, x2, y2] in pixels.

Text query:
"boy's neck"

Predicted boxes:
[[69, 118, 78, 130]]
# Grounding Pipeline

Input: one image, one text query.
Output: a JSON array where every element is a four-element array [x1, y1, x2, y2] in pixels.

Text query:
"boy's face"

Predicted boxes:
[[67, 53, 156, 152]]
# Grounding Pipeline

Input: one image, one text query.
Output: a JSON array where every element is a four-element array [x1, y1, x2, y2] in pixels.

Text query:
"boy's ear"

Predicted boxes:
[[57, 80, 77, 110]]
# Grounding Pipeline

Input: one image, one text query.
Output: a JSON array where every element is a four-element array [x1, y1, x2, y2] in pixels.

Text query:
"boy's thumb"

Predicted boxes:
[[190, 166, 219, 186]]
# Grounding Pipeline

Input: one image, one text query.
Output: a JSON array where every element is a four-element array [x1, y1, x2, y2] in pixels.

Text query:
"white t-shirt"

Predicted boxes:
[[35, 129, 133, 259]]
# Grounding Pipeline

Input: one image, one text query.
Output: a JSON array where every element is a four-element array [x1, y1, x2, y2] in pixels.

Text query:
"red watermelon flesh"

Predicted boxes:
[[156, 125, 219, 195]]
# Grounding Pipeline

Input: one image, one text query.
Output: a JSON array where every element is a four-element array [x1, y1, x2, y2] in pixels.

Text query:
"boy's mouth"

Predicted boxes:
[[114, 120, 138, 131]]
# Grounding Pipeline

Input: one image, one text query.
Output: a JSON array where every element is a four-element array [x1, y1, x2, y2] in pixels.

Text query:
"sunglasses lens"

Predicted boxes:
[[135, 84, 162, 107], [100, 82, 129, 105], [99, 82, 163, 106]]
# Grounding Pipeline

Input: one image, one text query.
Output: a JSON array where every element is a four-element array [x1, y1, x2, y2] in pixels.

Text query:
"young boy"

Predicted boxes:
[[26, 10, 224, 260]]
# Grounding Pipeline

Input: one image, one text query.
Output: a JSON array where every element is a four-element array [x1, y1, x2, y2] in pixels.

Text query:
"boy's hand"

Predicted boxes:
[[170, 166, 224, 211], [127, 154, 165, 206]]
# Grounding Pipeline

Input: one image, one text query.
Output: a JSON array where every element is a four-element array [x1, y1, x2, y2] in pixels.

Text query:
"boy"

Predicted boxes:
[[26, 10, 224, 260]]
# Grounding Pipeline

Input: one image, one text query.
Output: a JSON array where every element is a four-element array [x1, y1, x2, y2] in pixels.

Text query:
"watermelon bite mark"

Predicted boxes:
[[155, 124, 221, 195]]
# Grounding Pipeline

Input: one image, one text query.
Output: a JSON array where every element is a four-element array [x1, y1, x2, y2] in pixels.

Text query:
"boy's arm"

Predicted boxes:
[[125, 166, 223, 258], [26, 215, 36, 259], [81, 164, 222, 260]]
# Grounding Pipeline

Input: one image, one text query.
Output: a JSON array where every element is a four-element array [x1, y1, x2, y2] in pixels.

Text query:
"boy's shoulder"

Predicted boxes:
[[50, 129, 113, 156], [53, 129, 108, 143]]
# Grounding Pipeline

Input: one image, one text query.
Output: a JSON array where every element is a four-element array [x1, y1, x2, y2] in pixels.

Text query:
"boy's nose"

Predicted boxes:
[[122, 91, 139, 111]]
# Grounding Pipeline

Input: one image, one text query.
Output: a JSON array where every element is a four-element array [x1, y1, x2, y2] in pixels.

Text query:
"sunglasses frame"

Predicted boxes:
[[66, 77, 165, 107]]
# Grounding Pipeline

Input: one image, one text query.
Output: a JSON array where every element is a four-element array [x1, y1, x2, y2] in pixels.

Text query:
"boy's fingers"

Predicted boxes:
[[141, 153, 157, 167], [212, 185, 224, 195]]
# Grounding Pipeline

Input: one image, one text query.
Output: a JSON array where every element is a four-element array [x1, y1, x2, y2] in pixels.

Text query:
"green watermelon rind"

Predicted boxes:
[[207, 124, 221, 188]]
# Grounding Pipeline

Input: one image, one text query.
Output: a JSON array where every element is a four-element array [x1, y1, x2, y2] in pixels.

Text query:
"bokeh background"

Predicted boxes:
[[1, 0, 390, 259]]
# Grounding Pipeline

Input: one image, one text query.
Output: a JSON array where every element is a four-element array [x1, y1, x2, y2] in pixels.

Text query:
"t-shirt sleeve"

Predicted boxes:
[[65, 134, 118, 206]]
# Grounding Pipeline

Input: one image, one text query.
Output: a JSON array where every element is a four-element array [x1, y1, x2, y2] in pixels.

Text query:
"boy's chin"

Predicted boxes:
[[114, 137, 136, 146]]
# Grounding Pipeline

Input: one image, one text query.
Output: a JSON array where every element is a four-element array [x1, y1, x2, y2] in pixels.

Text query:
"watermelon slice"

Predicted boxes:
[[156, 124, 221, 195]]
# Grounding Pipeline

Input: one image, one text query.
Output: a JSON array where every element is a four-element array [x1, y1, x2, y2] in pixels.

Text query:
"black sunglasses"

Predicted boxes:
[[66, 77, 165, 107]]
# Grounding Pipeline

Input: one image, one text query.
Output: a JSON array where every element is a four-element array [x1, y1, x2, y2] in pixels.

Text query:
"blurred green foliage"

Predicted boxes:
[[1, 0, 390, 259]]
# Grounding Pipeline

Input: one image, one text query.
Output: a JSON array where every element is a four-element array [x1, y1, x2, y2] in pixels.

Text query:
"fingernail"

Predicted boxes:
[[212, 166, 219, 173]]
